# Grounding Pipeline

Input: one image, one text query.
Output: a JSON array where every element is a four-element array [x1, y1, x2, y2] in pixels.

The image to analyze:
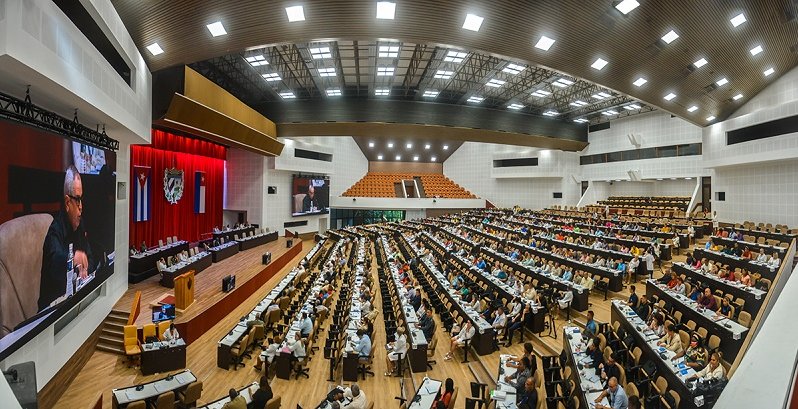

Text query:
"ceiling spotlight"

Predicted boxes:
[[764, 67, 775, 76], [406, 143, 412, 149], [716, 77, 729, 86], [749, 45, 763, 56], [462, 13, 484, 31], [661, 30, 679, 44], [730, 13, 746, 27], [687, 105, 698, 112], [146, 43, 164, 55], [377, 155, 383, 160], [535, 36, 556, 51], [615, 0, 640, 15], [387, 142, 394, 148], [693, 58, 708, 68], [467, 96, 484, 103], [425, 144, 431, 149], [376, 1, 396, 19], [375, 88, 390, 96], [706, 116, 716, 121], [285, 6, 305, 22], [368, 142, 375, 148], [443, 145, 449, 150], [733, 93, 743, 100], [395, 155, 401, 160], [279, 91, 296, 99], [206, 22, 227, 37], [664, 93, 676, 101], [591, 58, 608, 70], [633, 77, 647, 87], [413, 156, 419, 161], [431, 156, 437, 162], [542, 110, 559, 117]]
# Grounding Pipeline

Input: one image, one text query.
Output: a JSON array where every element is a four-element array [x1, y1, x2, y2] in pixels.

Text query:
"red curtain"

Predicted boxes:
[[129, 130, 225, 246]]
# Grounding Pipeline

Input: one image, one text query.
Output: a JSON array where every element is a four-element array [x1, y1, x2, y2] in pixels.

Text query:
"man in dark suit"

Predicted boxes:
[[302, 185, 319, 213], [517, 377, 538, 409], [39, 165, 93, 312]]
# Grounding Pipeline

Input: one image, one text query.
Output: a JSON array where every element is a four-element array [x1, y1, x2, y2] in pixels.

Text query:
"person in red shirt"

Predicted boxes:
[[432, 378, 454, 409], [698, 287, 717, 310]]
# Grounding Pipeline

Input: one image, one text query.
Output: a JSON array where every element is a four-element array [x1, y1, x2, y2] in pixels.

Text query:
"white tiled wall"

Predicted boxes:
[[712, 160, 798, 226], [582, 111, 702, 155], [225, 148, 265, 225]]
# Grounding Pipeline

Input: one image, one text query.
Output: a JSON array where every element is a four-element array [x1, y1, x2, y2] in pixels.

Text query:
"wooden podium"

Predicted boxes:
[[174, 270, 195, 312]]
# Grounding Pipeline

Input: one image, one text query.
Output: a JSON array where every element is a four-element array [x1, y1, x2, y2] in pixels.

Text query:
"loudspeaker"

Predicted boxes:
[[117, 182, 126, 200], [267, 186, 277, 194], [287, 239, 293, 248], [262, 252, 272, 265]]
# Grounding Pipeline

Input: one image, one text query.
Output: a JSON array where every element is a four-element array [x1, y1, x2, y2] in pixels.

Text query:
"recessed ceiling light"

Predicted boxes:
[[444, 51, 467, 63], [730, 13, 746, 27], [661, 30, 679, 44], [443, 145, 449, 150], [310, 47, 332, 59], [368, 142, 375, 148], [206, 21, 227, 37], [507, 103, 524, 110], [598, 92, 611, 98], [706, 116, 716, 121], [462, 13, 484, 31], [764, 67, 775, 76], [378, 45, 400, 58], [592, 94, 606, 100], [664, 93, 676, 101], [486, 79, 506, 87], [615, 0, 640, 15], [624, 104, 641, 110], [687, 106, 698, 112], [326, 88, 342, 96], [434, 70, 454, 79], [570, 100, 589, 107], [602, 110, 618, 116], [425, 144, 431, 149], [377, 67, 395, 76], [591, 58, 608, 70], [245, 55, 269, 67], [406, 143, 413, 149], [749, 45, 763, 56], [693, 58, 708, 68], [733, 93, 743, 100], [318, 67, 336, 77], [542, 110, 559, 117], [633, 77, 647, 87], [262, 73, 282, 82], [376, 1, 396, 19], [377, 155, 383, 160], [574, 118, 590, 123], [531, 91, 548, 97], [535, 36, 555, 51], [716, 77, 729, 86], [431, 156, 437, 162], [396, 155, 401, 160], [387, 142, 394, 148], [285, 6, 305, 22], [466, 96, 484, 103], [422, 90, 440, 98], [375, 88, 390, 96], [413, 156, 419, 161], [279, 91, 296, 99], [146, 43, 164, 55], [502, 63, 525, 75]]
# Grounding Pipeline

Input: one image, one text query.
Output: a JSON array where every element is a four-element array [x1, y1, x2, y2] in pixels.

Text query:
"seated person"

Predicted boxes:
[[768, 252, 781, 268], [648, 313, 665, 337], [599, 353, 622, 388], [343, 384, 368, 409], [162, 323, 180, 342], [444, 320, 475, 361], [717, 297, 734, 319], [222, 389, 247, 409], [656, 324, 684, 355], [698, 287, 718, 310], [385, 327, 408, 375], [688, 352, 726, 381], [593, 377, 628, 409], [740, 271, 752, 286], [672, 333, 707, 370], [687, 285, 702, 301], [557, 289, 574, 313], [254, 336, 282, 371]]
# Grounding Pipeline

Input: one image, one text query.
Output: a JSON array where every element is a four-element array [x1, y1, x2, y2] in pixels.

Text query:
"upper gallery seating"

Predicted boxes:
[[342, 172, 477, 199], [598, 196, 692, 212]]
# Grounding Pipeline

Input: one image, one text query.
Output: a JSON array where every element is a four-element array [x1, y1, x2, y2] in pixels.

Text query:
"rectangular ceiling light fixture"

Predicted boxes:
[[591, 58, 609, 70], [661, 30, 679, 44], [262, 73, 282, 82], [624, 104, 641, 110], [502, 63, 525, 75], [633, 77, 648, 86], [467, 96, 484, 103], [377, 66, 395, 76], [486, 79, 506, 87], [615, 0, 640, 15], [542, 110, 559, 116], [375, 88, 390, 96], [434, 70, 454, 79], [376, 2, 396, 19], [206, 22, 227, 37], [597, 92, 612, 98], [706, 116, 716, 121], [664, 92, 676, 100], [285, 6, 305, 22], [310, 47, 332, 59], [693, 58, 708, 68], [687, 105, 698, 112], [246, 55, 269, 67], [535, 35, 555, 51], [749, 45, 763, 56], [422, 90, 440, 97], [463, 13, 484, 31], [716, 77, 729, 86], [764, 67, 775, 76], [507, 103, 524, 110], [279, 91, 296, 99], [146, 43, 164, 55], [444, 51, 467, 63], [318, 67, 336, 77], [379, 45, 400, 58], [730, 13, 746, 27], [574, 118, 590, 123], [733, 93, 743, 100], [601, 110, 618, 116], [326, 88, 342, 96]]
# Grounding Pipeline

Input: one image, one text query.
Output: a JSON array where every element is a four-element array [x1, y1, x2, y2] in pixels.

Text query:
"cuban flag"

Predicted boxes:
[[133, 166, 151, 222], [194, 171, 206, 214]]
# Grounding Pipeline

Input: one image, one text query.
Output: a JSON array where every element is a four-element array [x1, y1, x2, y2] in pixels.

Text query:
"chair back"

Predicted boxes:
[[155, 391, 175, 409], [447, 386, 458, 409], [181, 381, 203, 405], [143, 323, 156, 340], [124, 325, 139, 347], [126, 401, 146, 409], [252, 324, 265, 343], [265, 396, 282, 409], [158, 320, 171, 341], [739, 311, 752, 328]]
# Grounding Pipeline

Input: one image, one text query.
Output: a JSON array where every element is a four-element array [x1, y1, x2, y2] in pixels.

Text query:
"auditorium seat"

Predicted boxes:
[[0, 213, 53, 338], [157, 321, 171, 341], [342, 172, 477, 198], [123, 325, 141, 367], [177, 381, 202, 408]]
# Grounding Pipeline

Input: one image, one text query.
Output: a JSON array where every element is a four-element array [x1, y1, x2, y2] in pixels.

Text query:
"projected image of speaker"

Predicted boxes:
[[262, 252, 272, 265], [222, 275, 236, 292]]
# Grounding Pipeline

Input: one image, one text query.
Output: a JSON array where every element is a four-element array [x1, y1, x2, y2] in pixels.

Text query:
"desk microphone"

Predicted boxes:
[[135, 385, 144, 391]]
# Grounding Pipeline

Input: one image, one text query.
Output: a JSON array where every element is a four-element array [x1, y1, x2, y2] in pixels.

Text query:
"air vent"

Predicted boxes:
[[645, 43, 662, 57], [727, 114, 798, 145], [294, 148, 332, 162], [589, 122, 611, 133], [493, 158, 539, 168], [704, 83, 718, 93]]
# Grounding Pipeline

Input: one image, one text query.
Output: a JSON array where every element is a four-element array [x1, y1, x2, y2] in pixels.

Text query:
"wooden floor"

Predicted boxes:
[[54, 238, 688, 409], [117, 237, 300, 327]]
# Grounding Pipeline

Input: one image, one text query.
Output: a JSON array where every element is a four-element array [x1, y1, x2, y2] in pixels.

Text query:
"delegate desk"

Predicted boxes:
[[213, 226, 257, 243], [237, 230, 278, 251], [129, 241, 189, 278], [610, 301, 700, 409], [408, 377, 443, 409], [210, 241, 239, 263], [710, 235, 786, 257], [693, 248, 778, 281], [722, 226, 796, 244], [112, 369, 196, 408], [382, 238, 428, 372], [198, 382, 258, 409], [492, 354, 518, 408], [159, 252, 212, 288], [341, 257, 368, 382], [562, 326, 609, 409], [646, 280, 748, 359], [671, 262, 766, 316], [141, 339, 187, 375]]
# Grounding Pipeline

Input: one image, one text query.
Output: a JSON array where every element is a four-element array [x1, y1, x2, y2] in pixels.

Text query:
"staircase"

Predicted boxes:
[[96, 309, 129, 355]]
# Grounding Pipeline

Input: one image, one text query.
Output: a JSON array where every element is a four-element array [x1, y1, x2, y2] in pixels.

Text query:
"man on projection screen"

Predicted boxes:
[[38, 165, 93, 312], [302, 183, 320, 214]]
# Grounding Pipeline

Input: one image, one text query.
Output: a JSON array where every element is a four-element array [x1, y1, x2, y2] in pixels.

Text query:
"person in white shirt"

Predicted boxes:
[[558, 290, 574, 317], [254, 336, 282, 371], [756, 249, 768, 262], [492, 307, 507, 331], [642, 251, 655, 279], [299, 313, 313, 338], [360, 296, 371, 316], [385, 327, 408, 375], [689, 352, 726, 381], [343, 384, 367, 409], [768, 252, 781, 268], [162, 323, 179, 342], [627, 256, 639, 285], [288, 331, 306, 360], [445, 320, 475, 361]]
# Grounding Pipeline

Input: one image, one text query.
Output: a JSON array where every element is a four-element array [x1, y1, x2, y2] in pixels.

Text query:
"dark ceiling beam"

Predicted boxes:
[[402, 43, 429, 98], [332, 41, 346, 91], [451, 53, 502, 104]]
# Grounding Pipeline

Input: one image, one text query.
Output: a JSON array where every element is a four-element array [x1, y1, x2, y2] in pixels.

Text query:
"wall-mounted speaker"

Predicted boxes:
[[627, 133, 641, 148], [627, 169, 642, 181], [267, 186, 277, 194], [117, 182, 126, 200]]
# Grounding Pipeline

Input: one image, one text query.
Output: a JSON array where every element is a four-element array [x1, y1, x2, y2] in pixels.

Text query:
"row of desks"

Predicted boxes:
[[141, 340, 187, 376], [693, 248, 779, 281], [159, 252, 212, 288], [129, 241, 189, 281], [563, 326, 609, 409], [112, 369, 197, 407], [671, 262, 766, 316]]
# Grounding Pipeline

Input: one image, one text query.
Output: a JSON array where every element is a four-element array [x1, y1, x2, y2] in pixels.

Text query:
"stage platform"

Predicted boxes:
[[114, 236, 303, 344]]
